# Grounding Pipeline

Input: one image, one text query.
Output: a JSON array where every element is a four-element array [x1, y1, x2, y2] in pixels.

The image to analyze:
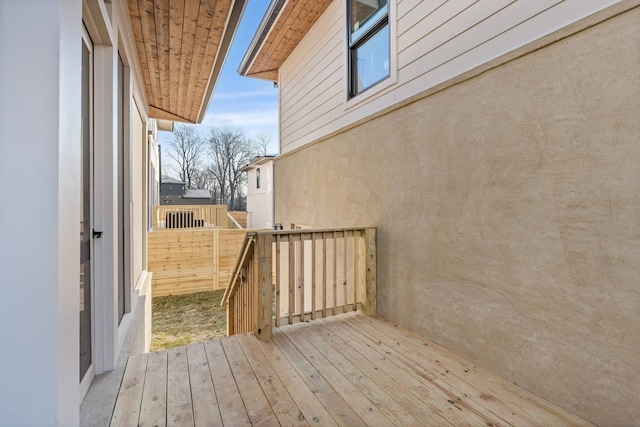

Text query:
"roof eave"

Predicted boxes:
[[238, 0, 286, 80], [238, 0, 333, 82], [241, 155, 277, 171], [197, 0, 249, 123]]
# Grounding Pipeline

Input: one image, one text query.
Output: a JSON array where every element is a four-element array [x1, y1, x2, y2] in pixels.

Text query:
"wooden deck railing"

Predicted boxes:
[[153, 205, 228, 229], [221, 227, 376, 340]]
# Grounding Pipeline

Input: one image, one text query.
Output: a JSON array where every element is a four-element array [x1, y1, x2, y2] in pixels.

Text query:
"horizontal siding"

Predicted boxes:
[[279, 16, 343, 105], [397, 0, 562, 83], [279, 0, 623, 153], [280, 1, 343, 153], [397, 0, 478, 47], [281, 67, 342, 133], [280, 51, 342, 125]]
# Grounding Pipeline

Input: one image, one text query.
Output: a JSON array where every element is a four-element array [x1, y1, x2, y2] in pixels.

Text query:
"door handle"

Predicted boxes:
[[92, 229, 103, 239]]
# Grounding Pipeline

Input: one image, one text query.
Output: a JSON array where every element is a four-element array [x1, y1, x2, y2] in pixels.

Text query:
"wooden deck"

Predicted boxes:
[[111, 313, 593, 426]]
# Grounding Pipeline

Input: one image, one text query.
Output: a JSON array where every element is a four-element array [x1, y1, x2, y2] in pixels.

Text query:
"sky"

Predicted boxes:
[[158, 1, 279, 162]]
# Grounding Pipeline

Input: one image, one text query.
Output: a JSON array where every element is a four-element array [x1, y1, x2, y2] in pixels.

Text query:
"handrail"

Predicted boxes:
[[221, 234, 255, 306], [223, 227, 376, 340], [255, 226, 373, 236]]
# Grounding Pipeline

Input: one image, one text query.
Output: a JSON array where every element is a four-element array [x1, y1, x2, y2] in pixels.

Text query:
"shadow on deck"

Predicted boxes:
[[110, 312, 592, 426]]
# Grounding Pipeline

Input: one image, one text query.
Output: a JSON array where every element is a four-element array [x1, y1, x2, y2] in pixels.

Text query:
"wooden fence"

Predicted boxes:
[[148, 228, 265, 296], [152, 205, 229, 229], [228, 211, 247, 228], [221, 227, 376, 339]]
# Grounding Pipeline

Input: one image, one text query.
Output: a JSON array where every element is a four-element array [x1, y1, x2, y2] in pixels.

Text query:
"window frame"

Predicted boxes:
[[256, 167, 261, 189], [347, 1, 390, 99]]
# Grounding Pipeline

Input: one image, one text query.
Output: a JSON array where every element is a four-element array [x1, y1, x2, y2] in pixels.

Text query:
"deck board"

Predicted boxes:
[[138, 351, 167, 427], [111, 353, 148, 426], [235, 334, 311, 426], [284, 323, 421, 426], [221, 337, 280, 425], [166, 346, 195, 426], [203, 339, 252, 426], [111, 313, 595, 426], [279, 323, 393, 426], [245, 334, 339, 426], [186, 343, 222, 427]]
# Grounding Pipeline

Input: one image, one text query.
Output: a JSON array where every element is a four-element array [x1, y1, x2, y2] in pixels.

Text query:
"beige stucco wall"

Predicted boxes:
[[274, 7, 640, 426]]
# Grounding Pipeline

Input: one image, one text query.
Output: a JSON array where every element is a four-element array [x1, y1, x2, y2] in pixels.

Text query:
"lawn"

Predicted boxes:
[[151, 289, 227, 351]]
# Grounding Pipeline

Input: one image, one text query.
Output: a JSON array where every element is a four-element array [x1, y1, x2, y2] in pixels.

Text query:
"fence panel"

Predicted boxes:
[[148, 228, 265, 296]]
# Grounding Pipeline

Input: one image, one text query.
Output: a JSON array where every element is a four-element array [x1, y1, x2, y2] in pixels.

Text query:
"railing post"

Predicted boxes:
[[255, 234, 273, 340], [361, 228, 376, 316]]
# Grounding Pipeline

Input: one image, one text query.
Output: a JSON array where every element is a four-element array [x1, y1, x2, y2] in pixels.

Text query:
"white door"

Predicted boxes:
[[80, 28, 95, 393]]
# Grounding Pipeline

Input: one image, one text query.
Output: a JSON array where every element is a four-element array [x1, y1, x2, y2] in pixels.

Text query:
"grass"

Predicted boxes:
[[151, 289, 227, 351]]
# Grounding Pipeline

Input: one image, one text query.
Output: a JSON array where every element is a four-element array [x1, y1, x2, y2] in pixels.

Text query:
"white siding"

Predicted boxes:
[[279, 0, 622, 154], [246, 162, 274, 228], [0, 1, 81, 425]]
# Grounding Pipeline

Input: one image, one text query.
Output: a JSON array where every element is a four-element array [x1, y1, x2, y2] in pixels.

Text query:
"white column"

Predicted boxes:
[[0, 0, 82, 425]]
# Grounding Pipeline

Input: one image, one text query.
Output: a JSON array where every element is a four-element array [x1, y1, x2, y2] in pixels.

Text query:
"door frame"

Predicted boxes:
[[79, 25, 96, 401]]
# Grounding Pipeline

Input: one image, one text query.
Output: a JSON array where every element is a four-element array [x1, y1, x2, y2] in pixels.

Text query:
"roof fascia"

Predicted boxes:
[[238, 0, 287, 79]]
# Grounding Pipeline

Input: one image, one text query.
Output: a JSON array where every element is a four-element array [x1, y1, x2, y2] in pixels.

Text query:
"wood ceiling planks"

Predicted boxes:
[[243, 0, 333, 81], [128, 0, 234, 123]]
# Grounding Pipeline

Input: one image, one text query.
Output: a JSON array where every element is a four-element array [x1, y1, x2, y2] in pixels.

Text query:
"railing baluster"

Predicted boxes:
[[311, 232, 316, 321], [275, 235, 281, 328], [298, 234, 305, 322], [333, 231, 337, 315], [322, 232, 327, 318], [343, 231, 347, 314], [243, 275, 246, 333], [244, 266, 248, 332], [288, 236, 295, 325], [227, 295, 234, 336], [353, 231, 358, 311]]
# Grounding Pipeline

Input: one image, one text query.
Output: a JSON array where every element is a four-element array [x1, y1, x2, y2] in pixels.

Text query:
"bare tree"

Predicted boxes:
[[254, 132, 273, 156], [166, 124, 204, 189], [191, 166, 217, 194], [207, 127, 258, 210]]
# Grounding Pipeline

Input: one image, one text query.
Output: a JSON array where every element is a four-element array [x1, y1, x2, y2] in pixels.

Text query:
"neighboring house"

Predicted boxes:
[[240, 1, 640, 426], [160, 175, 186, 204], [242, 155, 276, 228], [0, 0, 245, 425], [160, 175, 212, 205]]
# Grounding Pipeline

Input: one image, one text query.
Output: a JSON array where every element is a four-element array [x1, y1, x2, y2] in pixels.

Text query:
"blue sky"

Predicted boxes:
[[159, 1, 279, 156]]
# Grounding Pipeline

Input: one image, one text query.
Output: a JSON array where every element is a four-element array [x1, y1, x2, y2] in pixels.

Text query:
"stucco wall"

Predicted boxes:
[[274, 7, 640, 426]]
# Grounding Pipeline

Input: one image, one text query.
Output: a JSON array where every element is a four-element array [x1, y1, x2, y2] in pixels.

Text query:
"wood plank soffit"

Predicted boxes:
[[127, 0, 246, 123], [239, 0, 333, 81]]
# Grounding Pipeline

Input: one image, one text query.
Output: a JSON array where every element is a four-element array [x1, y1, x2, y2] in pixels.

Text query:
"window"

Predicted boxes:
[[256, 168, 261, 189], [348, 0, 389, 98]]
